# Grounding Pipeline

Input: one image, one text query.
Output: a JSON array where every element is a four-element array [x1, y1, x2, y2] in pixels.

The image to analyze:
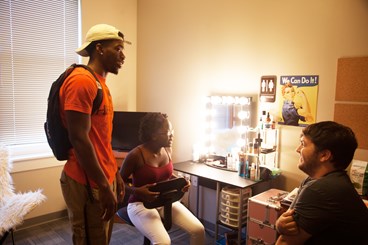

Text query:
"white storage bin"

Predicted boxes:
[[219, 186, 252, 227], [220, 202, 247, 214], [219, 213, 247, 228], [222, 186, 252, 200], [220, 208, 248, 220]]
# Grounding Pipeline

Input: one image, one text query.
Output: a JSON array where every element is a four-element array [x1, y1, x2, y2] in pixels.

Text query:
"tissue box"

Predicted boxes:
[[349, 160, 368, 196]]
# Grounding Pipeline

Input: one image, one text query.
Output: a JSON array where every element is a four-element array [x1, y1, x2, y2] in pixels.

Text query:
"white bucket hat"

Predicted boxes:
[[76, 24, 131, 57]]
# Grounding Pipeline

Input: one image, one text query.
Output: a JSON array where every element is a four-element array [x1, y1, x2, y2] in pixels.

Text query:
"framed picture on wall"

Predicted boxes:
[[278, 75, 319, 127]]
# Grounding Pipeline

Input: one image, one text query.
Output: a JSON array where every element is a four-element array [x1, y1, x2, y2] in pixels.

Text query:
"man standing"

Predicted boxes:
[[59, 24, 130, 245], [276, 121, 368, 245]]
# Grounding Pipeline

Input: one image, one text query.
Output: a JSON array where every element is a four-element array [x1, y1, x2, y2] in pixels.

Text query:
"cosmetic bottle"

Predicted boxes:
[[250, 163, 256, 180], [238, 152, 245, 177], [226, 153, 233, 170]]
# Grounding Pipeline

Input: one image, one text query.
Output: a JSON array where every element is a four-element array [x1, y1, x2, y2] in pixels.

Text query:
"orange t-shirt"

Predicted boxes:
[[59, 67, 116, 187]]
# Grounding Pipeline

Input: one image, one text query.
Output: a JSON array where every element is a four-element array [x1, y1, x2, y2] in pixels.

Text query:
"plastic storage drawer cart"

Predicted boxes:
[[247, 188, 288, 245], [219, 186, 252, 228]]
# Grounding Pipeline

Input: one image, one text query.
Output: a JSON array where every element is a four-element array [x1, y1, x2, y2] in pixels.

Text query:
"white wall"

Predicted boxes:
[[81, 0, 138, 111], [136, 0, 368, 191]]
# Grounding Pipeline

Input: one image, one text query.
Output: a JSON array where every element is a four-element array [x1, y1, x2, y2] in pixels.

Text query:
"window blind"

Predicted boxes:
[[0, 0, 79, 151]]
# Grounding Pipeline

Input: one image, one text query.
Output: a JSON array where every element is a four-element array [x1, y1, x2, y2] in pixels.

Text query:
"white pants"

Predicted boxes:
[[127, 201, 205, 245]]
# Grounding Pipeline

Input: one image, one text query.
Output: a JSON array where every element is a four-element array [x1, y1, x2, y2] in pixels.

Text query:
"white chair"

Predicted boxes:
[[0, 145, 46, 244]]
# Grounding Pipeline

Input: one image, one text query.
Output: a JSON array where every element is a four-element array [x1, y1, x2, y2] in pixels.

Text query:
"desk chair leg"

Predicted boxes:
[[0, 231, 9, 245], [0, 229, 15, 245], [11, 229, 15, 245], [143, 237, 150, 245]]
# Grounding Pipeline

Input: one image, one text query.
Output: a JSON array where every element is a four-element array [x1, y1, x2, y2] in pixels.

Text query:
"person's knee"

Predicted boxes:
[[192, 223, 205, 237], [151, 236, 171, 245], [189, 224, 205, 245], [197, 222, 205, 232]]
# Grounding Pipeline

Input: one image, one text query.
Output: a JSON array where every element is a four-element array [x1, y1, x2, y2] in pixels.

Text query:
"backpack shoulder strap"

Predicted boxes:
[[71, 64, 103, 114], [46, 65, 76, 119]]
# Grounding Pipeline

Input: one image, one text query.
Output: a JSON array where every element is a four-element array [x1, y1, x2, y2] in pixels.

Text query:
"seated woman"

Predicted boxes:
[[119, 112, 205, 245]]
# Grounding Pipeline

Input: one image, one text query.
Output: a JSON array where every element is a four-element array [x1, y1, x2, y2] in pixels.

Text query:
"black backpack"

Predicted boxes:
[[44, 64, 103, 161]]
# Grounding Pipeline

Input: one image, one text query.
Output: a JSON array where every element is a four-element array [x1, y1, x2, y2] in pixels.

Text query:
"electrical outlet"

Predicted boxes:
[[191, 176, 198, 187]]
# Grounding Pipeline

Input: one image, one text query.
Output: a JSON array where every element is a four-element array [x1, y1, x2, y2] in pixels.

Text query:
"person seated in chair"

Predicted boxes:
[[275, 121, 368, 245], [119, 112, 205, 245]]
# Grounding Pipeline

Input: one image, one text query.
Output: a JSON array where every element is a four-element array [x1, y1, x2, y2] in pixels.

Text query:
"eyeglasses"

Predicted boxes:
[[157, 129, 174, 136]]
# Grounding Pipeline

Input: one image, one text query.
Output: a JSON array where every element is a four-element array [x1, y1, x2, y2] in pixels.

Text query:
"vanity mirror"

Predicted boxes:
[[195, 95, 256, 159]]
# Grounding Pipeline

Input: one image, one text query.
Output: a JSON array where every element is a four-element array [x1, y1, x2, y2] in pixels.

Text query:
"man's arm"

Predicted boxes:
[[275, 209, 312, 245], [276, 227, 311, 245], [66, 110, 117, 221], [276, 209, 298, 235]]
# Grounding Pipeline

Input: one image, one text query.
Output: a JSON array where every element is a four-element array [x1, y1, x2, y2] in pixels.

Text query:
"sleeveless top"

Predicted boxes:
[[128, 147, 173, 203]]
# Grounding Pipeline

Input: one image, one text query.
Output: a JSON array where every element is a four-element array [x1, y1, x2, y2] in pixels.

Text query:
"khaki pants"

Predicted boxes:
[[60, 171, 116, 245]]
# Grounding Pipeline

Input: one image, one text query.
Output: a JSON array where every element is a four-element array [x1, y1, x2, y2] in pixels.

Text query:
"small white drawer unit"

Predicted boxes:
[[219, 186, 252, 228]]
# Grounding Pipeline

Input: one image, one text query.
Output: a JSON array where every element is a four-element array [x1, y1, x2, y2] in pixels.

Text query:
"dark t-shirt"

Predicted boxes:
[[290, 170, 368, 245]]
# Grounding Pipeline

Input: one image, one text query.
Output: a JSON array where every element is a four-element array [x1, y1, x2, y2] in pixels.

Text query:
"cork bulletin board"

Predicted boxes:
[[334, 57, 368, 150], [334, 104, 368, 150], [335, 57, 368, 102]]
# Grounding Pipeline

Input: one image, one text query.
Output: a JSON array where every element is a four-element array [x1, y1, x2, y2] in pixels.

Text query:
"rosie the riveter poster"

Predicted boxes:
[[278, 75, 319, 127]]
